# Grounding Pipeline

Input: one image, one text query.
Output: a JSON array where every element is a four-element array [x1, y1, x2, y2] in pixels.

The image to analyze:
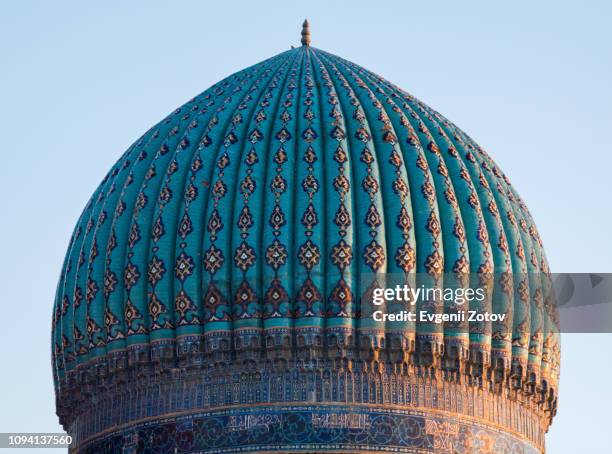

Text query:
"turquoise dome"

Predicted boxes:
[[52, 40, 559, 441]]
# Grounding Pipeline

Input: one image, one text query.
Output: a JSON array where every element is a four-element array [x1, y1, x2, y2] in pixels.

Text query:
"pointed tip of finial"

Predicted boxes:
[[301, 19, 311, 46]]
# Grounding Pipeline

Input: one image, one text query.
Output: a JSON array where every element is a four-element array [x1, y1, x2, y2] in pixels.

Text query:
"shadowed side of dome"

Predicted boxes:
[[51, 37, 559, 453]]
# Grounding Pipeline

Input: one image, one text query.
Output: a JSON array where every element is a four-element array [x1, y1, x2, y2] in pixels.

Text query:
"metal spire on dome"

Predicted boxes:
[[301, 19, 311, 46]]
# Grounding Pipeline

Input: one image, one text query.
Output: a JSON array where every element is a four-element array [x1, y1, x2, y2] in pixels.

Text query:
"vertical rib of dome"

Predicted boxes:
[[292, 47, 327, 356], [259, 51, 305, 353]]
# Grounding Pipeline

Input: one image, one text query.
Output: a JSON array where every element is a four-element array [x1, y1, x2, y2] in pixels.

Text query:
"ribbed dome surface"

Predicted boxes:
[[52, 45, 559, 435]]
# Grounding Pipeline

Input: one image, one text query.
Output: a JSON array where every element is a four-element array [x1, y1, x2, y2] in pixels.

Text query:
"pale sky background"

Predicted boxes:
[[0, 1, 611, 452]]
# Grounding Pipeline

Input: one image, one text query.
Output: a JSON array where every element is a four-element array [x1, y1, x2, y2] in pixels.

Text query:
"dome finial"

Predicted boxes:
[[301, 19, 311, 46]]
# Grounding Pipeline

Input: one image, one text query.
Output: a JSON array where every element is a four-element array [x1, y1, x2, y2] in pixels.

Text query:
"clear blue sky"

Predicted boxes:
[[0, 1, 610, 452]]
